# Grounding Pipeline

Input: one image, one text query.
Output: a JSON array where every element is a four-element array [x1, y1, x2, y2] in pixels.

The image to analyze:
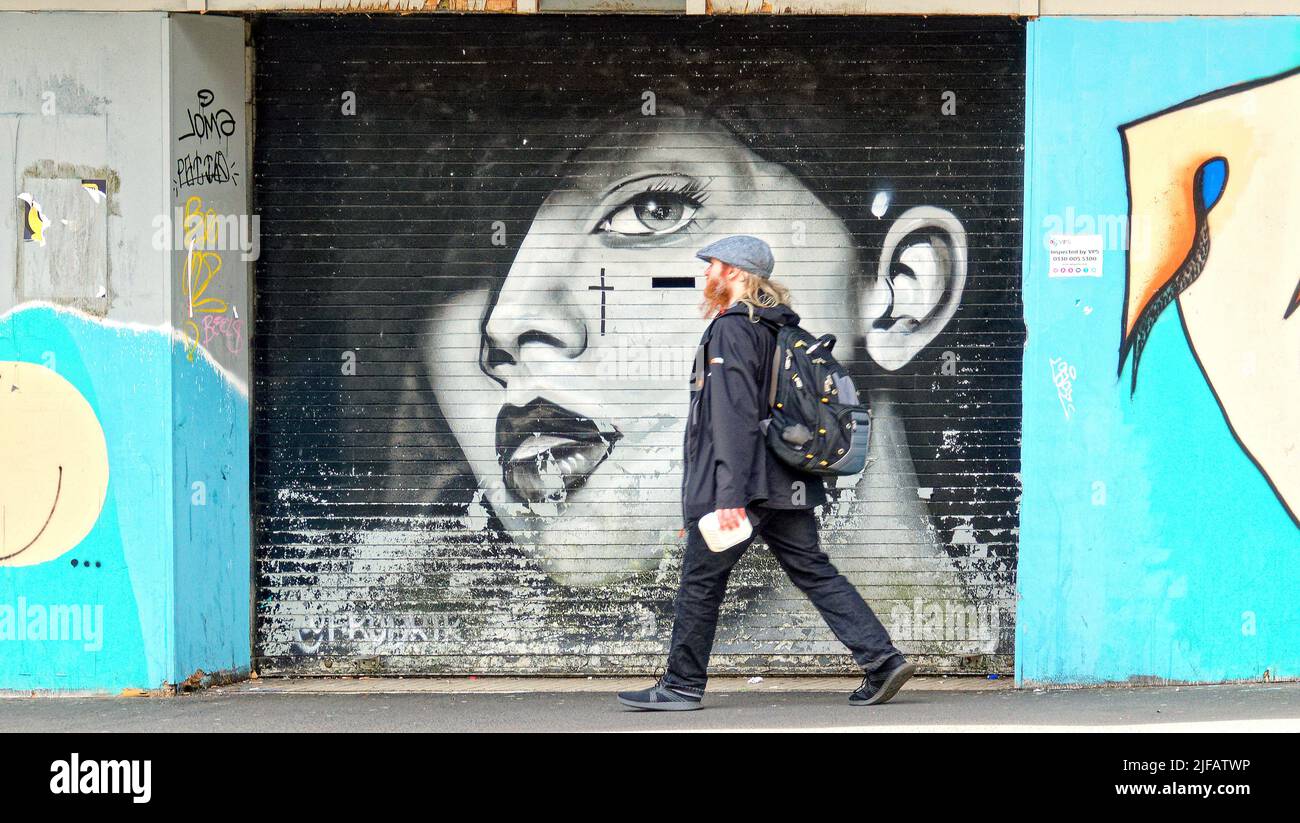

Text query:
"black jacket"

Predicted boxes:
[[681, 301, 828, 526]]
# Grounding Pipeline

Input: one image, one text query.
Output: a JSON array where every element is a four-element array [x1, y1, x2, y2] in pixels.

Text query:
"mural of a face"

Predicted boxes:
[[251, 15, 1027, 672], [0, 361, 109, 567], [423, 111, 967, 584], [1120, 66, 1300, 524]]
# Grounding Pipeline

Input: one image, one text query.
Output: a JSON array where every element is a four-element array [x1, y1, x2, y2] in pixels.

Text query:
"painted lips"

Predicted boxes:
[[495, 400, 623, 505]]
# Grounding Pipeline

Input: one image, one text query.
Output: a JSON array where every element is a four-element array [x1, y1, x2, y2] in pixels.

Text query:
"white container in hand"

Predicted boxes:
[[698, 510, 753, 553]]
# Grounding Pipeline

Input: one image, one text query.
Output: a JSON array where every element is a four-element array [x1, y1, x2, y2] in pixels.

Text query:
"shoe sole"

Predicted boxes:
[[617, 695, 702, 711], [850, 661, 917, 706]]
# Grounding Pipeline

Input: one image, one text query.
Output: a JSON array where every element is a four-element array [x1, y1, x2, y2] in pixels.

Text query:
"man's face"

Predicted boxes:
[[702, 258, 727, 288], [423, 114, 858, 584], [700, 259, 738, 318]]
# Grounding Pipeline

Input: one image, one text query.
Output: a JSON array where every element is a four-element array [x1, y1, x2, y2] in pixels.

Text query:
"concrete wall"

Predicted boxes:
[[5, 8, 1296, 691], [0, 11, 250, 692], [6, 1, 1300, 16], [1017, 16, 1300, 686], [168, 13, 252, 685]]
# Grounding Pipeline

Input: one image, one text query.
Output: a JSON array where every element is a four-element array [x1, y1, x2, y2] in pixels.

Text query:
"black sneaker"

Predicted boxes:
[[849, 655, 916, 707], [617, 677, 704, 711]]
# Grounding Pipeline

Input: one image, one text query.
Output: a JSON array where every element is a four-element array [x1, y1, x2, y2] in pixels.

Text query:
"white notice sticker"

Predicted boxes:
[[1047, 234, 1103, 278]]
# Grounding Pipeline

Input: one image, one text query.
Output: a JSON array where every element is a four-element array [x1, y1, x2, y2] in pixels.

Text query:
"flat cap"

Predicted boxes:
[[695, 235, 775, 279]]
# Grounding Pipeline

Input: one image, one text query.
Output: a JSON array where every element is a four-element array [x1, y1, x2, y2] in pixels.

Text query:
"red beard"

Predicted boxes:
[[699, 275, 732, 319]]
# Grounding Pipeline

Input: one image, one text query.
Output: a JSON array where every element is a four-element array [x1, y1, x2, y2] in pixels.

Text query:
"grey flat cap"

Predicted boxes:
[[695, 235, 775, 279]]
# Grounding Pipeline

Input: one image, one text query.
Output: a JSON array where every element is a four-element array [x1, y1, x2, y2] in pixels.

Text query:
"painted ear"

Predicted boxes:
[[858, 206, 967, 372]]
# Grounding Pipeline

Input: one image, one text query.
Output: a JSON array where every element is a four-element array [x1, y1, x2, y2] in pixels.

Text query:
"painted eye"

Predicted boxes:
[[596, 179, 708, 237]]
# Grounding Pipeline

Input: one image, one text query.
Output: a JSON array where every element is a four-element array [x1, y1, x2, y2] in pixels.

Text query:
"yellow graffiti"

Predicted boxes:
[[0, 361, 109, 567], [181, 195, 228, 362]]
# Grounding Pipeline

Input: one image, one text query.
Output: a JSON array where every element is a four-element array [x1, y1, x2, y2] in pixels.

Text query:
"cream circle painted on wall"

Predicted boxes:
[[0, 361, 109, 567]]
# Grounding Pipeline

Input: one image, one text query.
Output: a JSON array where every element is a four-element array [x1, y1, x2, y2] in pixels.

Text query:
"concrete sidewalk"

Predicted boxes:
[[3, 677, 1297, 732], [231, 674, 1010, 695]]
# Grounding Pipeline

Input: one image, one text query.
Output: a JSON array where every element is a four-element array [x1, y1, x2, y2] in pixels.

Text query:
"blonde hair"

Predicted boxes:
[[735, 269, 793, 321]]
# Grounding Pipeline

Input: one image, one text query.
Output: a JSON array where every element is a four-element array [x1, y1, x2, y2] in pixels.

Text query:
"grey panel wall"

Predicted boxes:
[[253, 14, 1025, 675], [170, 13, 251, 386], [1, 12, 168, 324]]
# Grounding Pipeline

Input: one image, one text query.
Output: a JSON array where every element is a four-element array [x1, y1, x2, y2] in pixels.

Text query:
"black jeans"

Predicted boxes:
[[662, 504, 903, 693]]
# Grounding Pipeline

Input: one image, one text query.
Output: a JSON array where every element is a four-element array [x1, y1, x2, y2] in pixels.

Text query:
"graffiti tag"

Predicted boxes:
[[175, 89, 239, 190], [1050, 356, 1077, 420], [181, 195, 244, 361]]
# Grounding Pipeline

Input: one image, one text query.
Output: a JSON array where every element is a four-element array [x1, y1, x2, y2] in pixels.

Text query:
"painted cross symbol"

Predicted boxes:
[[588, 267, 614, 336]]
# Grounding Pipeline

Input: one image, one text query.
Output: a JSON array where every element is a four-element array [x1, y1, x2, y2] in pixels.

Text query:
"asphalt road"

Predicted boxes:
[[4, 681, 1299, 732]]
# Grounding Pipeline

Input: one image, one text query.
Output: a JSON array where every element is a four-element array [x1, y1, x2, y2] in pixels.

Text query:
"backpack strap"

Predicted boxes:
[[767, 336, 782, 409], [754, 316, 786, 402]]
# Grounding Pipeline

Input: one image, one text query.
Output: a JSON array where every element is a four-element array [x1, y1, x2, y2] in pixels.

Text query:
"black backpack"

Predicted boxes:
[[756, 317, 873, 476]]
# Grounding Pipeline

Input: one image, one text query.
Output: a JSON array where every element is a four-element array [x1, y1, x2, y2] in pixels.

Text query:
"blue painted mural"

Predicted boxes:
[[1018, 17, 1300, 686], [0, 303, 248, 691]]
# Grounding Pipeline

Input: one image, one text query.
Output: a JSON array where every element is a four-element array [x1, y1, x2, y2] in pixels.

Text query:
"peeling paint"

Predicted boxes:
[[20, 162, 122, 217]]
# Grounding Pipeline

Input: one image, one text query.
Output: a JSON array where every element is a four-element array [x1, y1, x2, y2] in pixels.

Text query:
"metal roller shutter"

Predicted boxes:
[[252, 13, 1025, 676]]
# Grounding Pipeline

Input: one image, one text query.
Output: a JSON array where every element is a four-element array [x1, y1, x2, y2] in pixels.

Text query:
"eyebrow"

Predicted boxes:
[[595, 170, 698, 201]]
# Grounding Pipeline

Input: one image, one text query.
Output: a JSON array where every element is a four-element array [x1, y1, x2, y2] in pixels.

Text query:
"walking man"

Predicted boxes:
[[617, 235, 916, 711]]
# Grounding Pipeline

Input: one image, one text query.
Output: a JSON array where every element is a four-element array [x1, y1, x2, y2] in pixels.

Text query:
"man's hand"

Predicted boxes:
[[716, 507, 749, 531]]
